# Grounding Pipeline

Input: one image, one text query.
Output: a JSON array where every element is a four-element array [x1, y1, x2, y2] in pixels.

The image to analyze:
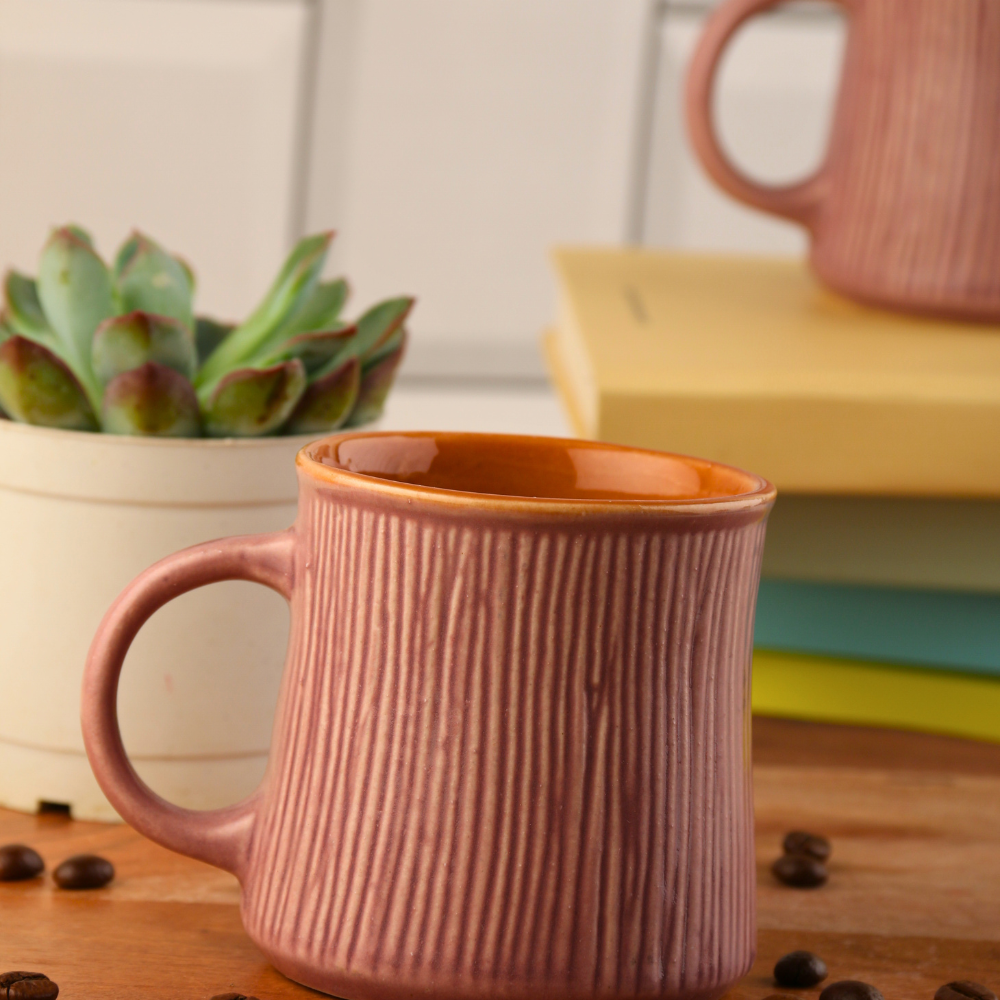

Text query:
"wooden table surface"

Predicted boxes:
[[3, 717, 999, 1000]]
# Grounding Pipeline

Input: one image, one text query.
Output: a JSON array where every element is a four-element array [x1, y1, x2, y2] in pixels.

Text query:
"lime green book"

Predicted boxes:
[[753, 650, 1000, 744]]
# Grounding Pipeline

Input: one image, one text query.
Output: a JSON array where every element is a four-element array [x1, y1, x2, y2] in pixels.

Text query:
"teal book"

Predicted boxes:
[[754, 579, 1000, 674]]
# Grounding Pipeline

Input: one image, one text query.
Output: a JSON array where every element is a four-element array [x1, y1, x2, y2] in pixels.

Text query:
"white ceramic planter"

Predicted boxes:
[[0, 421, 318, 821]]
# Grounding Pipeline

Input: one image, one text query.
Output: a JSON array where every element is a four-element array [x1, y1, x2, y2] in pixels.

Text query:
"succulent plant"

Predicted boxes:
[[0, 226, 412, 437]]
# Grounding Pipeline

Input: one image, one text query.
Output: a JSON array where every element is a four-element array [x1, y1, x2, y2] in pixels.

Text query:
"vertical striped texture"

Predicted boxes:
[[813, 0, 1000, 319], [242, 485, 766, 1000]]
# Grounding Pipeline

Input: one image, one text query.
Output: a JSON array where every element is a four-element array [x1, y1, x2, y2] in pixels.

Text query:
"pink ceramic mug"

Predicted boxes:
[[82, 431, 775, 1000], [687, 0, 1000, 321]]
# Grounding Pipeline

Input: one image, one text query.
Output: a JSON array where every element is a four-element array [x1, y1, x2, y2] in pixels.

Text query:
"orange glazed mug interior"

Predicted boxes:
[[83, 431, 775, 1000], [304, 431, 768, 504]]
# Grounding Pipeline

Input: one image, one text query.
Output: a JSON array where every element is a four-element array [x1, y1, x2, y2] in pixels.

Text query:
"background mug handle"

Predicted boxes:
[[81, 530, 295, 879], [685, 0, 854, 227]]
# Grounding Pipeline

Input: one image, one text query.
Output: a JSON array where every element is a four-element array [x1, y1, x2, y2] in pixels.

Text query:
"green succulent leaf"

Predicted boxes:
[[114, 232, 195, 331], [194, 316, 234, 366], [2, 225, 406, 438], [314, 297, 413, 380], [257, 326, 356, 377], [65, 224, 95, 248], [284, 357, 360, 435], [92, 311, 198, 385], [346, 330, 406, 427], [196, 232, 333, 394], [102, 361, 201, 437], [356, 297, 413, 361], [0, 335, 98, 430], [0, 329, 7, 417], [36, 226, 114, 409], [203, 359, 307, 438], [176, 255, 196, 293], [362, 323, 405, 372], [287, 278, 349, 335], [113, 232, 140, 278], [4, 271, 56, 346], [245, 278, 351, 369]]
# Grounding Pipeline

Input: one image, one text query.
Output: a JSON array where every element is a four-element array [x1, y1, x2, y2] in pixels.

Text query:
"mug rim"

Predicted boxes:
[[297, 431, 776, 514]]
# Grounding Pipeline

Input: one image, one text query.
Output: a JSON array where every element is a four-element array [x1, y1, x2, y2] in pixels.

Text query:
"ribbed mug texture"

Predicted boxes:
[[687, 0, 1000, 320], [812, 0, 1000, 318], [241, 474, 770, 1000]]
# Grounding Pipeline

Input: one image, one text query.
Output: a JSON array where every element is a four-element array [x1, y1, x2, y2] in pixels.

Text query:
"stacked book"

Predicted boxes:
[[544, 249, 1000, 743]]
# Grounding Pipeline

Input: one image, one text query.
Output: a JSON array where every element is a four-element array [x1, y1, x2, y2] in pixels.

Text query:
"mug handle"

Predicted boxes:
[[81, 529, 295, 879], [685, 0, 853, 226]]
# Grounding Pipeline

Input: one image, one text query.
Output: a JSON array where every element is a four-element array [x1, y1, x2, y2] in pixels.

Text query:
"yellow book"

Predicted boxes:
[[544, 249, 1000, 496], [752, 649, 1000, 744]]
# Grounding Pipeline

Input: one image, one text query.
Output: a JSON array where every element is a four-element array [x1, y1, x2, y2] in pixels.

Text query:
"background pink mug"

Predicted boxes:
[[82, 431, 775, 1000], [687, 0, 1000, 322]]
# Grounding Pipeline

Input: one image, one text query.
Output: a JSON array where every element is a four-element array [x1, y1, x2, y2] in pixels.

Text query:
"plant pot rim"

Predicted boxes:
[[0, 418, 317, 504]]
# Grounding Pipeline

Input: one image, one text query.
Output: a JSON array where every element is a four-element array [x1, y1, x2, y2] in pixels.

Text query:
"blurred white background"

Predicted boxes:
[[0, 0, 846, 434]]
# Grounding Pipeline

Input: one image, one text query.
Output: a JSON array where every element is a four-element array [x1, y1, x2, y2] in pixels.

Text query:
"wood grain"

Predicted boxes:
[[756, 766, 1000, 942], [736, 931, 1000, 1000], [1, 718, 999, 999], [753, 716, 1000, 776]]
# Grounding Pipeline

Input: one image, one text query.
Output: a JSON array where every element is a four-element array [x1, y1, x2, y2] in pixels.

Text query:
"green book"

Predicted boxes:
[[763, 494, 1000, 593]]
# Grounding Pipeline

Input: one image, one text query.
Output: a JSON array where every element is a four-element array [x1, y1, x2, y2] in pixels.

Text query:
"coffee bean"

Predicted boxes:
[[819, 980, 884, 1000], [774, 950, 829, 988], [936, 983, 998, 1000], [772, 854, 828, 888], [52, 854, 113, 890], [0, 971, 59, 999], [783, 830, 832, 861], [0, 845, 44, 882], [762, 995, 801, 1000], [209, 994, 260, 1000]]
